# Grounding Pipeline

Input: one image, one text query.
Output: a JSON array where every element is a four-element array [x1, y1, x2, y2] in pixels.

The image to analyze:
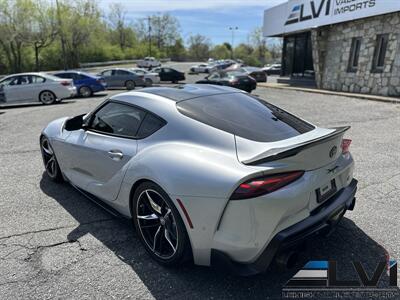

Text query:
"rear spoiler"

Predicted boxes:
[[243, 126, 350, 165]]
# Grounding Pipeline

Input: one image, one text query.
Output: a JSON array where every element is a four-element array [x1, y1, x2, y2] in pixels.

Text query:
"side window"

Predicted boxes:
[[76, 74, 87, 80], [137, 114, 166, 138], [209, 73, 220, 80], [17, 75, 32, 85], [372, 34, 389, 72], [102, 70, 112, 76], [348, 37, 362, 72], [89, 102, 146, 138], [116, 70, 129, 76], [163, 68, 172, 73], [31, 76, 46, 84], [0, 76, 17, 86], [56, 73, 69, 79]]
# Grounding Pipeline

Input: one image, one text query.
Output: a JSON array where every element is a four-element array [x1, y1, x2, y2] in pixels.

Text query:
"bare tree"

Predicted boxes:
[[108, 3, 126, 50], [248, 27, 267, 65], [31, 1, 58, 71], [187, 34, 210, 60]]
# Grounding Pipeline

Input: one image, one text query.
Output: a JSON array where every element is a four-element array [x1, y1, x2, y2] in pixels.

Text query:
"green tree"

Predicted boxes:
[[210, 44, 231, 59], [0, 0, 35, 73]]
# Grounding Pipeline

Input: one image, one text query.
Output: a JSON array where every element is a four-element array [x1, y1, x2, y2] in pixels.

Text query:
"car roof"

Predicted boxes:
[[139, 84, 241, 102], [54, 70, 95, 76]]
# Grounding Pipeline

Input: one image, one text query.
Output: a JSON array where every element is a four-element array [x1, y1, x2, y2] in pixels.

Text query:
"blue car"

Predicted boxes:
[[53, 71, 107, 97]]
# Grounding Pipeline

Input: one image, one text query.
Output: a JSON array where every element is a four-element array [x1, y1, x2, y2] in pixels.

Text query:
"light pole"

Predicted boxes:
[[229, 26, 238, 59], [147, 16, 152, 57]]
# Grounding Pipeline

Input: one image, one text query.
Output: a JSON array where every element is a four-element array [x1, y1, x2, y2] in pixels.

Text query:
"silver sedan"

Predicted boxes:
[[130, 68, 161, 86], [0, 72, 76, 105], [97, 68, 145, 90], [40, 84, 357, 275]]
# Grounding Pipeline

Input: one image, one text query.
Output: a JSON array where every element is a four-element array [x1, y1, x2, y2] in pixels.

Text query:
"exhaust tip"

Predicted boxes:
[[276, 251, 299, 269]]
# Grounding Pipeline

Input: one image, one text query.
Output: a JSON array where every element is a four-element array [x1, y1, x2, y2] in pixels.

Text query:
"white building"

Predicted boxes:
[[263, 0, 400, 96]]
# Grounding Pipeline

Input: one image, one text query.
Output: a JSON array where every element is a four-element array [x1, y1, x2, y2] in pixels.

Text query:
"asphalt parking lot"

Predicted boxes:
[[0, 63, 399, 299]]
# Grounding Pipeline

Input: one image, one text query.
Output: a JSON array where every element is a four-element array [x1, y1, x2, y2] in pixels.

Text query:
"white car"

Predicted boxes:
[[130, 68, 161, 86], [137, 57, 161, 69], [189, 63, 216, 74], [0, 72, 76, 105]]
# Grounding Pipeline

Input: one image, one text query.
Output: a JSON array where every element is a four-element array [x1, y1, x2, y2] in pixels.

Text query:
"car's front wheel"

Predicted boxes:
[[40, 136, 63, 182], [132, 182, 190, 266]]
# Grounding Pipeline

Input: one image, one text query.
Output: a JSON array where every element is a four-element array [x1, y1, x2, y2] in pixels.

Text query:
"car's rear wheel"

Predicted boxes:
[[125, 80, 135, 90], [132, 182, 190, 266], [145, 78, 153, 87], [39, 91, 56, 105], [40, 136, 63, 182], [79, 86, 92, 97]]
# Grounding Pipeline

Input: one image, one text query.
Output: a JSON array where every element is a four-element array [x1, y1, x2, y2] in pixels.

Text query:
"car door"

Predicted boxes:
[[100, 70, 114, 87], [0, 76, 18, 103], [9, 75, 33, 102], [59, 101, 147, 201], [161, 68, 173, 81], [115, 70, 131, 87], [30, 75, 48, 101]]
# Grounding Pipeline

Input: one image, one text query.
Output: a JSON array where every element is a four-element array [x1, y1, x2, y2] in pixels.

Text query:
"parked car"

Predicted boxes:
[[262, 63, 281, 75], [196, 71, 256, 93], [0, 72, 76, 105], [214, 60, 235, 71], [153, 67, 185, 83], [40, 84, 357, 274], [53, 70, 107, 97], [239, 67, 267, 82], [189, 63, 216, 74], [137, 57, 161, 69], [130, 68, 160, 86], [97, 68, 145, 90]]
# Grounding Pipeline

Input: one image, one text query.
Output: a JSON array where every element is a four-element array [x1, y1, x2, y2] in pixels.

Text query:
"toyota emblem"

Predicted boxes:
[[329, 146, 338, 158]]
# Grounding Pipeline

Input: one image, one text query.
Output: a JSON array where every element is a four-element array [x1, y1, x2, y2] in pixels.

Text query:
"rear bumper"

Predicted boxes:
[[210, 178, 358, 276]]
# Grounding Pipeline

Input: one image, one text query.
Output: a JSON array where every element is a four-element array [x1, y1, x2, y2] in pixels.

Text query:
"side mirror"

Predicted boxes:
[[64, 114, 86, 131], [205, 76, 209, 80]]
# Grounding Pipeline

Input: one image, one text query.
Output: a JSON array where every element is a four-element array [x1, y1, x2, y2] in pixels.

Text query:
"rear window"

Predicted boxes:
[[137, 113, 166, 138], [176, 93, 314, 142]]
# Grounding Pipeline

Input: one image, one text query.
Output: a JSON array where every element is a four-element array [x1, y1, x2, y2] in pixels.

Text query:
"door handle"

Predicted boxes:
[[108, 150, 124, 160]]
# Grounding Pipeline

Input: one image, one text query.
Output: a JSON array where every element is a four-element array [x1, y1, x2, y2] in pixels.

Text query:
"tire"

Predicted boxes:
[[132, 181, 190, 266], [79, 86, 92, 98], [40, 136, 63, 182], [125, 80, 135, 90], [39, 91, 56, 105], [145, 78, 153, 87]]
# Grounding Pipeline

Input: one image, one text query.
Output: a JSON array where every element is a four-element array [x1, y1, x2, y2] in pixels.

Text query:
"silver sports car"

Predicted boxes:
[[40, 84, 357, 275]]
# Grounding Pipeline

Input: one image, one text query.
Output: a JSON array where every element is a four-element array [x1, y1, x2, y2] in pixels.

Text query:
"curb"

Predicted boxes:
[[258, 83, 400, 104]]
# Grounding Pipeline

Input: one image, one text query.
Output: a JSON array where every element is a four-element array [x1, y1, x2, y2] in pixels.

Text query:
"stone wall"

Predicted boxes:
[[312, 12, 400, 96]]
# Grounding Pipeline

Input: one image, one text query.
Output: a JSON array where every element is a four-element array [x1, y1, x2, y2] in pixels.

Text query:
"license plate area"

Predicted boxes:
[[316, 179, 337, 203]]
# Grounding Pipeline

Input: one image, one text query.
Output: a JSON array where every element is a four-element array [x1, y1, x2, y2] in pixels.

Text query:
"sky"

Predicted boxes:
[[99, 0, 287, 45]]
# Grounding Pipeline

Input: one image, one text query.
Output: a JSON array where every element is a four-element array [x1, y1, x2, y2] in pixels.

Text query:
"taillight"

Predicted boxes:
[[60, 81, 70, 86], [230, 171, 304, 200], [341, 139, 352, 154]]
